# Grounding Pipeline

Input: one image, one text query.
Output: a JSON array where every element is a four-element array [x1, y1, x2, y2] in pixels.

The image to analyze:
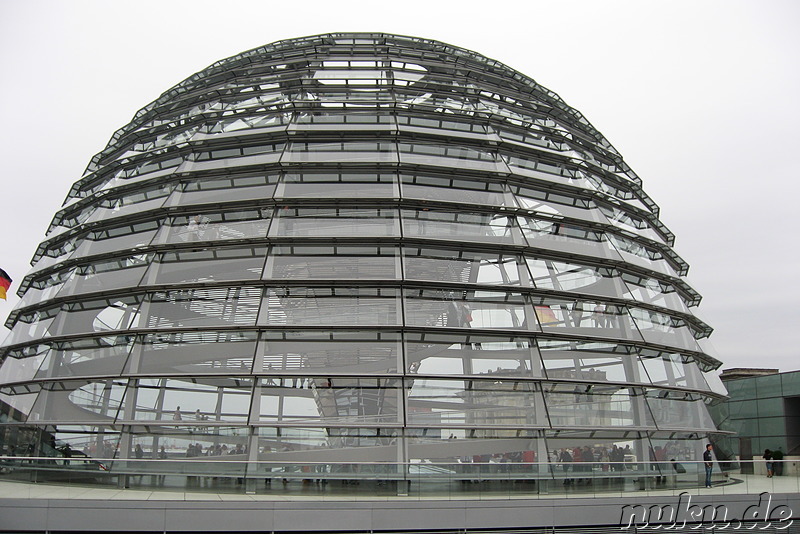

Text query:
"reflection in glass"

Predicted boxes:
[[131, 377, 253, 423], [145, 287, 261, 329], [157, 209, 271, 244], [527, 258, 627, 297], [406, 332, 542, 377], [266, 245, 398, 280], [539, 339, 648, 384], [407, 378, 546, 428], [400, 174, 512, 207], [257, 331, 400, 374], [131, 331, 258, 375], [404, 289, 532, 330], [271, 207, 399, 237], [543, 383, 648, 428], [36, 336, 134, 379], [404, 247, 530, 286], [532, 297, 642, 341], [145, 246, 266, 285], [257, 377, 401, 425], [260, 288, 399, 326], [278, 172, 396, 199], [402, 209, 524, 245]]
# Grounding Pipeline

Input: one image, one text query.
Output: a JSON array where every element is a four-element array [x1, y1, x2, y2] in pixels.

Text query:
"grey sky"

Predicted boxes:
[[1, 0, 797, 372]]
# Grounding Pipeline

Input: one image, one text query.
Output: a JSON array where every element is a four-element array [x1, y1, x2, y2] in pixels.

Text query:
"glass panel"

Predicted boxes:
[[703, 370, 728, 396], [256, 377, 401, 425], [407, 378, 547, 428], [15, 269, 74, 309], [520, 216, 621, 260], [294, 111, 394, 125], [72, 221, 160, 258], [49, 297, 142, 336], [400, 174, 513, 207], [194, 141, 284, 163], [397, 114, 489, 134], [166, 174, 278, 207], [644, 391, 716, 430], [253, 427, 400, 467], [1, 315, 57, 346], [270, 207, 399, 237], [0, 345, 49, 385], [401, 209, 525, 245], [639, 351, 709, 390], [538, 339, 649, 384], [542, 383, 650, 428], [403, 289, 534, 330], [629, 307, 700, 351], [758, 416, 785, 437], [621, 273, 690, 314], [512, 184, 604, 224], [127, 426, 247, 464], [404, 247, 530, 286], [526, 258, 628, 297], [532, 298, 643, 341], [546, 432, 648, 475], [35, 336, 134, 379], [284, 141, 397, 163], [756, 397, 784, 417], [84, 185, 173, 224], [143, 246, 266, 285], [46, 424, 121, 460], [598, 203, 665, 243], [265, 245, 398, 280], [755, 373, 783, 398], [278, 172, 396, 199], [144, 287, 262, 329], [260, 288, 400, 326], [407, 430, 543, 473], [28, 379, 127, 422], [504, 155, 585, 188], [399, 142, 496, 162], [257, 331, 401, 374], [607, 234, 678, 277], [648, 432, 708, 477], [130, 331, 258, 375], [405, 332, 542, 377], [210, 111, 290, 133], [156, 209, 271, 244], [0, 392, 38, 417], [496, 126, 553, 146], [29, 245, 78, 276], [128, 377, 253, 423], [58, 253, 152, 296]]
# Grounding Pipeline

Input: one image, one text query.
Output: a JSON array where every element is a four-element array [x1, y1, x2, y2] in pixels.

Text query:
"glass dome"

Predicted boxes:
[[0, 33, 723, 488]]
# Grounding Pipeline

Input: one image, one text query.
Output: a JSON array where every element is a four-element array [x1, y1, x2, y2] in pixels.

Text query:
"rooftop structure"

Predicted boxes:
[[0, 33, 725, 497], [720, 368, 780, 381], [713, 368, 800, 463]]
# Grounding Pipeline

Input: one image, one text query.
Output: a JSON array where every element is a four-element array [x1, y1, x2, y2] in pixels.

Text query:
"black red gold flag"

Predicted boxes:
[[0, 268, 12, 300]]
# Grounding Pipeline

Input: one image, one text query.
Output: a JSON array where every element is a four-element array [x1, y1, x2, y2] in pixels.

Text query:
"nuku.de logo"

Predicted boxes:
[[619, 492, 793, 530]]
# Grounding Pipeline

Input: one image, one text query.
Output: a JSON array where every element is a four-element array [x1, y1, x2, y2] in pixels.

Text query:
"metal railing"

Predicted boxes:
[[0, 456, 796, 498]]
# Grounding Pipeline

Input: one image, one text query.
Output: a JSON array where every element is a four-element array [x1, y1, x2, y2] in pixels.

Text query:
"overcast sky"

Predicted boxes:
[[0, 0, 797, 373]]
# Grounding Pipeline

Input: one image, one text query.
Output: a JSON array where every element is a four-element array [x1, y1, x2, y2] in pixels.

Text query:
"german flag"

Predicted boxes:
[[0, 268, 11, 300]]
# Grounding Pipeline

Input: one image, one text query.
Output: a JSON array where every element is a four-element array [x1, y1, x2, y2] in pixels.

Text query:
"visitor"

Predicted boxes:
[[703, 444, 713, 488], [763, 449, 773, 478], [772, 448, 784, 476]]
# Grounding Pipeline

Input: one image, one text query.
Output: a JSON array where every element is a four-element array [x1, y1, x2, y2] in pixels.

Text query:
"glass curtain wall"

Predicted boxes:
[[0, 33, 723, 489]]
